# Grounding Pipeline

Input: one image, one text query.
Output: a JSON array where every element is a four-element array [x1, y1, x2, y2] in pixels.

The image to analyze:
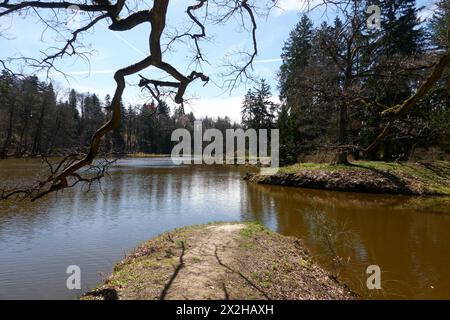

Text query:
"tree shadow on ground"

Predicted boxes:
[[83, 288, 119, 300], [347, 162, 410, 191], [221, 282, 230, 300], [159, 241, 186, 300], [213, 245, 271, 300], [417, 162, 450, 180]]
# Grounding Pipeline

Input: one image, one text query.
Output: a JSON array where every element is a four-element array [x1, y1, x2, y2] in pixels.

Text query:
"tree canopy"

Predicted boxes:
[[277, 0, 449, 164]]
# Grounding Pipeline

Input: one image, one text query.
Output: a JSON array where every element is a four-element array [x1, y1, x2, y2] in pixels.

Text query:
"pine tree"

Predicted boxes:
[[428, 0, 449, 49], [0, 71, 18, 158], [241, 79, 276, 130], [279, 14, 314, 101], [379, 0, 425, 56]]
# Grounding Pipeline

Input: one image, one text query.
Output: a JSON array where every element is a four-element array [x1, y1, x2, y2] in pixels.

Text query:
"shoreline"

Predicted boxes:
[[82, 222, 356, 300], [2, 156, 448, 196], [245, 161, 450, 196]]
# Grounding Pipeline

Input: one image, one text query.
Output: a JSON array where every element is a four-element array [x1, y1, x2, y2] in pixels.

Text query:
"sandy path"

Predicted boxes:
[[163, 224, 244, 300]]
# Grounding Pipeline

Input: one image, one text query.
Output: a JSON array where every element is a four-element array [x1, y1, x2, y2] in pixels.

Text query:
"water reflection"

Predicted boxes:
[[0, 158, 449, 299], [245, 183, 450, 299]]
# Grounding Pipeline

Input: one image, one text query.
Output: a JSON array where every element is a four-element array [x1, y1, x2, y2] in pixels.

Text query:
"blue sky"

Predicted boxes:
[[0, 0, 436, 121]]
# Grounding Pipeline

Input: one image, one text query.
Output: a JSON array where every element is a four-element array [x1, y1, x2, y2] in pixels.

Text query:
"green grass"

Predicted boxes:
[[278, 162, 355, 173], [126, 153, 170, 158], [239, 221, 270, 238], [277, 161, 450, 195]]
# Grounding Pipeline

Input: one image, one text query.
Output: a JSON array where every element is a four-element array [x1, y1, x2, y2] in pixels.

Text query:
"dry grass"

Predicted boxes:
[[82, 222, 356, 300], [257, 161, 450, 195]]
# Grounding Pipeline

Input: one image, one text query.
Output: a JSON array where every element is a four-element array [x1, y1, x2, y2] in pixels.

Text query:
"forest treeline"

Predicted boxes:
[[0, 0, 448, 164], [0, 75, 239, 158]]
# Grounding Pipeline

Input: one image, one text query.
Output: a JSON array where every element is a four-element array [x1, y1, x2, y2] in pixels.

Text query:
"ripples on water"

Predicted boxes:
[[0, 158, 449, 299]]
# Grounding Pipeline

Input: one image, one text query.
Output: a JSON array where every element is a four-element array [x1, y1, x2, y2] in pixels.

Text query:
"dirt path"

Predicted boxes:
[[83, 222, 356, 300], [162, 224, 244, 299]]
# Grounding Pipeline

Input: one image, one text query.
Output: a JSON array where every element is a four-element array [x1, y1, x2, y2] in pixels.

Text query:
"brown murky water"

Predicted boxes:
[[0, 158, 449, 299]]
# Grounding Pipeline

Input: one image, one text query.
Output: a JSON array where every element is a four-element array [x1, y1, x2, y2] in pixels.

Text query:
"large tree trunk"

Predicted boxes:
[[15, 104, 30, 157], [47, 107, 61, 155], [335, 102, 350, 165], [31, 100, 46, 156], [335, 149, 349, 165], [334, 43, 354, 165], [0, 102, 15, 158]]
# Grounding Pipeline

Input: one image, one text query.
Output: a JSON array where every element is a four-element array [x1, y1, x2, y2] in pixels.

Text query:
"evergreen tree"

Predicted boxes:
[[379, 0, 425, 56], [428, 0, 450, 49], [279, 14, 314, 101], [0, 71, 18, 158], [241, 79, 277, 130]]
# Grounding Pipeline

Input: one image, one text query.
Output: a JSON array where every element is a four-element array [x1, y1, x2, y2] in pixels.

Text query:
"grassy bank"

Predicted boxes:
[[83, 222, 355, 300], [246, 161, 450, 195], [125, 153, 170, 158]]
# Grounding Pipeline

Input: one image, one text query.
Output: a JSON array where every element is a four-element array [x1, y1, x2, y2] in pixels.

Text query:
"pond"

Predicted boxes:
[[0, 158, 449, 299]]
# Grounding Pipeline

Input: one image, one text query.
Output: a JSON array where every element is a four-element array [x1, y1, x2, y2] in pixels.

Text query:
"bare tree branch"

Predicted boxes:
[[0, 0, 266, 200]]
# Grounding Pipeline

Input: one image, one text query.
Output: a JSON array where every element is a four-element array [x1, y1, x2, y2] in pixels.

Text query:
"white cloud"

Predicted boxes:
[[417, 1, 436, 22], [272, 0, 320, 16], [254, 58, 282, 63], [185, 96, 244, 122], [184, 95, 281, 123], [39, 69, 117, 77]]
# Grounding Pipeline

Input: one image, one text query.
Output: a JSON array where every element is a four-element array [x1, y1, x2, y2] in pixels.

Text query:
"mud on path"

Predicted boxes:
[[83, 222, 356, 300]]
